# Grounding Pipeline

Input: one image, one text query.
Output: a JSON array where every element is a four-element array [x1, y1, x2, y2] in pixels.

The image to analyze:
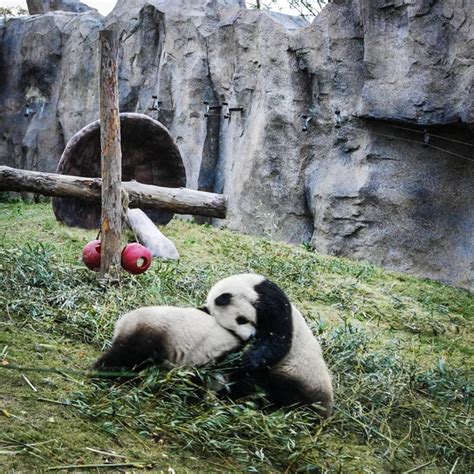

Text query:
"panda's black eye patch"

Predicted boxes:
[[215, 293, 232, 306], [236, 316, 248, 325]]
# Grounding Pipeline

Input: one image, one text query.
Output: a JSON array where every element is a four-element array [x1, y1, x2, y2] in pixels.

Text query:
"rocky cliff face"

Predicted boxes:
[[0, 0, 472, 290]]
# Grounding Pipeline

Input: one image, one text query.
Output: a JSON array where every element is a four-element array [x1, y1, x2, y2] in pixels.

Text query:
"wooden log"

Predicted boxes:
[[0, 166, 227, 218], [99, 29, 122, 277], [126, 209, 179, 260]]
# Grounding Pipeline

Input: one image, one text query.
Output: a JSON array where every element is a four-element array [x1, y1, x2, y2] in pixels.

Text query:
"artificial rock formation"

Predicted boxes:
[[0, 0, 472, 289]]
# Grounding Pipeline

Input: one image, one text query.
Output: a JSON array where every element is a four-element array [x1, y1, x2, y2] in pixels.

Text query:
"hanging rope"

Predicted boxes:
[[425, 143, 474, 161], [350, 116, 474, 149], [346, 126, 474, 163], [423, 132, 474, 147], [381, 123, 474, 148]]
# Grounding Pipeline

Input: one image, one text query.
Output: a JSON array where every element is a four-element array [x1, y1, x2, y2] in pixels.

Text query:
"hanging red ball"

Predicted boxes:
[[121, 243, 152, 275], [82, 239, 102, 272]]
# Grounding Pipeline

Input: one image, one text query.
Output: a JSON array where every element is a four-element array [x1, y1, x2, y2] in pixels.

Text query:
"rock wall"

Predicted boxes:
[[0, 0, 472, 290]]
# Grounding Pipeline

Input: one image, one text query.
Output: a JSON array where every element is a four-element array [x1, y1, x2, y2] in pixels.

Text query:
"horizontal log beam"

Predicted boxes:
[[0, 166, 227, 218]]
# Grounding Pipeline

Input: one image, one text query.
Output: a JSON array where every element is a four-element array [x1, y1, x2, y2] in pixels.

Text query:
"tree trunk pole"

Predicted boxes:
[[99, 30, 122, 278]]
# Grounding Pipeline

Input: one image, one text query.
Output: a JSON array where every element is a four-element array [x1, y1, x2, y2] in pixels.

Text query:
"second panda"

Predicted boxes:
[[93, 306, 249, 373]]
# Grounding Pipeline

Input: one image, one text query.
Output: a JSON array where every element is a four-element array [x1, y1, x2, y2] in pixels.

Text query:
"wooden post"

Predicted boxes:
[[99, 30, 122, 278]]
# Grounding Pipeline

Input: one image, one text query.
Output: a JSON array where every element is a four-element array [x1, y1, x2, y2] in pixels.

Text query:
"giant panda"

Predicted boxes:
[[205, 273, 333, 417], [93, 306, 249, 373]]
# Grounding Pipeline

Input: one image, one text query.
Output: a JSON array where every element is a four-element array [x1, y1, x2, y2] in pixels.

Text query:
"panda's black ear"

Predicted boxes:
[[215, 293, 232, 306], [197, 306, 210, 314]]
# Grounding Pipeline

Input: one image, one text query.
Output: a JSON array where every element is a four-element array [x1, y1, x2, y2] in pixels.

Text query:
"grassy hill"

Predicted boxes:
[[0, 200, 472, 472]]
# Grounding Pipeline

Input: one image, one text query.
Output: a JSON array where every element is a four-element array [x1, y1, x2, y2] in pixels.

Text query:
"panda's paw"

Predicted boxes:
[[240, 353, 264, 372]]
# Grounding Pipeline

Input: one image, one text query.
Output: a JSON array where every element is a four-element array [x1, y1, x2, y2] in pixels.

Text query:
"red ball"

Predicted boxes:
[[82, 239, 102, 272], [121, 243, 152, 275]]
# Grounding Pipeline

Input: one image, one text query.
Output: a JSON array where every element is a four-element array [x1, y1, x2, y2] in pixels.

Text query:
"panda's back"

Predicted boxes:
[[114, 306, 240, 366]]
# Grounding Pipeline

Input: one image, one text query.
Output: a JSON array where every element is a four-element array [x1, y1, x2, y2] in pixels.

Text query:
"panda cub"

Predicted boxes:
[[94, 306, 248, 373], [205, 273, 333, 417]]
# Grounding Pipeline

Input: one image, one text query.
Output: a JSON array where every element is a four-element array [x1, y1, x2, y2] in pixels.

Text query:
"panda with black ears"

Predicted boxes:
[[205, 273, 334, 418]]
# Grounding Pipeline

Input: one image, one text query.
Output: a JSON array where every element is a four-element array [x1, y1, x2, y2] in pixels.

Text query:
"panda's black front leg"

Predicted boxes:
[[221, 336, 284, 401], [240, 334, 289, 372]]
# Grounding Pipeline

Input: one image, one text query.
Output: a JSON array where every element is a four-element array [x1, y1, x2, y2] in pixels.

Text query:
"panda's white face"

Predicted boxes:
[[206, 273, 265, 341]]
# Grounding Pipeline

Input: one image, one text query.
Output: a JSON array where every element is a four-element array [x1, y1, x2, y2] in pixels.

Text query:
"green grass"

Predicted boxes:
[[0, 201, 472, 472]]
